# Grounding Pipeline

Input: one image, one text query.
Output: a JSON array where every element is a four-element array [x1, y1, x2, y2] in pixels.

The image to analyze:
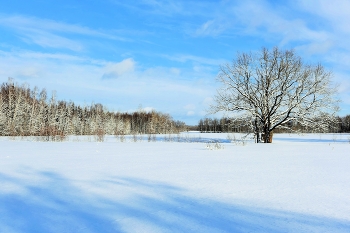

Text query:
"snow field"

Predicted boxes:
[[0, 133, 350, 232]]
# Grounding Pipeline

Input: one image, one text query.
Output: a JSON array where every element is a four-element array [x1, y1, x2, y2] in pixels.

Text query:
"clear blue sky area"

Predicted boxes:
[[1, 0, 349, 124]]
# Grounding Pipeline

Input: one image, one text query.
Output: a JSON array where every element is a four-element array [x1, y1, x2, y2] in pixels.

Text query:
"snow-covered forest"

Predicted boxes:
[[0, 79, 187, 140], [197, 115, 350, 133]]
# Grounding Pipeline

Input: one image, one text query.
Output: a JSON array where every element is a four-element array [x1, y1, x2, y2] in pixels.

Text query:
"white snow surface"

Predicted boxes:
[[1, 133, 350, 233]]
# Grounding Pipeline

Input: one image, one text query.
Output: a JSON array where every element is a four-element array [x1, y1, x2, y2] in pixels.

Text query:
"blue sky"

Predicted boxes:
[[0, 0, 349, 124]]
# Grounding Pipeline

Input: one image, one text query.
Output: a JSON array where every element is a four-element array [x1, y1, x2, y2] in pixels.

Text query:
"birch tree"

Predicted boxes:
[[210, 47, 339, 143]]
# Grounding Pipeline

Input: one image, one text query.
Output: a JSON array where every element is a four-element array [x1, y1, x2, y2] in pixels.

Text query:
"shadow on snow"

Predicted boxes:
[[0, 171, 349, 233], [273, 137, 349, 143]]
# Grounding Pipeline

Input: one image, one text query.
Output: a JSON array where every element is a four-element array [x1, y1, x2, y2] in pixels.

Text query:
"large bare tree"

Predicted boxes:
[[210, 47, 339, 143]]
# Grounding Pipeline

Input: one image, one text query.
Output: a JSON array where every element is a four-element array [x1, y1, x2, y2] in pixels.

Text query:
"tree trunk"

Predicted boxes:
[[264, 131, 273, 143], [254, 117, 260, 143], [268, 131, 273, 143], [262, 129, 274, 143]]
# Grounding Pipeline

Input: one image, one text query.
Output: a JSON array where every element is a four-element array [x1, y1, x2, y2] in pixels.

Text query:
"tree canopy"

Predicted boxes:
[[210, 47, 339, 143]]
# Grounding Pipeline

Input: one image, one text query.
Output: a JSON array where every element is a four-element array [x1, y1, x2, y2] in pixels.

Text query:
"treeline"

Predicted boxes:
[[198, 118, 249, 133], [0, 79, 187, 139], [197, 116, 350, 133]]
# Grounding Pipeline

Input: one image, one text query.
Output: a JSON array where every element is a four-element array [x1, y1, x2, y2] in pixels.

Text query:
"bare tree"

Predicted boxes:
[[210, 47, 339, 143]]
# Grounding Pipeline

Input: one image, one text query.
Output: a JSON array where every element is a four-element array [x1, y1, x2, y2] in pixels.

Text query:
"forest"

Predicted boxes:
[[0, 79, 187, 140]]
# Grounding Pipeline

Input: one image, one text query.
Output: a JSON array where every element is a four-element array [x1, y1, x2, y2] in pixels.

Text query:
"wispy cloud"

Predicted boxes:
[[138, 0, 183, 15], [163, 54, 227, 67], [22, 29, 84, 51], [108, 0, 205, 17], [296, 0, 350, 34], [0, 15, 125, 39], [0, 15, 127, 51], [294, 0, 350, 56], [191, 0, 350, 62], [195, 19, 229, 37], [194, 1, 330, 47]]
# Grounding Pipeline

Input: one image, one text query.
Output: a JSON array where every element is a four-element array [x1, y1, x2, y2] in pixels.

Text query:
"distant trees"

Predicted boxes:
[[210, 47, 339, 143], [0, 79, 187, 140], [197, 117, 250, 133], [197, 115, 350, 134], [339, 115, 350, 132]]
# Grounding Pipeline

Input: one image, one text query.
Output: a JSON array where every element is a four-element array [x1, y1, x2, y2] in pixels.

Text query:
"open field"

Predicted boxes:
[[1, 133, 350, 233]]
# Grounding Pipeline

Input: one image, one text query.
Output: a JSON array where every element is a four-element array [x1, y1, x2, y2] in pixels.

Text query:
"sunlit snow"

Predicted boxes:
[[1, 133, 350, 233]]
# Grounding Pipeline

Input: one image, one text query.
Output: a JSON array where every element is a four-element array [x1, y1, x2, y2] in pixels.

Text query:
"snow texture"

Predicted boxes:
[[1, 133, 350, 233]]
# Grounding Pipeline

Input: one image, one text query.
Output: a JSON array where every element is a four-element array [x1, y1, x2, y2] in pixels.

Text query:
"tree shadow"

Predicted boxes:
[[273, 136, 348, 143], [0, 172, 349, 233]]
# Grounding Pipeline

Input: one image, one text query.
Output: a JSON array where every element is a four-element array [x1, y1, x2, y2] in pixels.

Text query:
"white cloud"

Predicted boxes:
[[142, 106, 155, 112], [187, 111, 195, 116], [193, 65, 214, 73], [184, 104, 196, 111], [169, 68, 181, 75], [102, 58, 136, 79], [17, 66, 41, 79], [202, 97, 213, 105], [332, 72, 350, 106], [185, 104, 197, 117]]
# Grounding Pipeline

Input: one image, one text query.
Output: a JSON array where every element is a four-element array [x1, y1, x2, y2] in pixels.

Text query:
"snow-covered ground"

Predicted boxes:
[[1, 133, 350, 233]]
